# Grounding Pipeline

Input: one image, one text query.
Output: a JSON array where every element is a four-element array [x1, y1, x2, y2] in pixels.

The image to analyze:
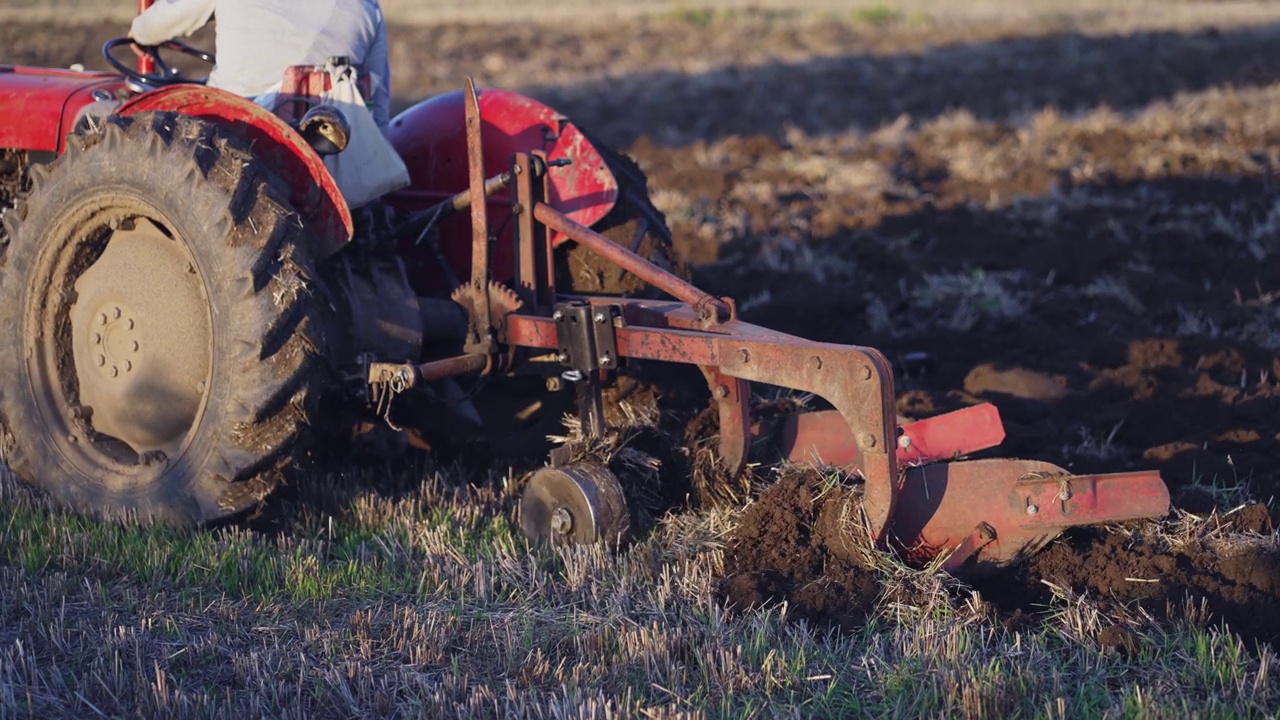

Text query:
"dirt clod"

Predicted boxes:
[[720, 469, 880, 629]]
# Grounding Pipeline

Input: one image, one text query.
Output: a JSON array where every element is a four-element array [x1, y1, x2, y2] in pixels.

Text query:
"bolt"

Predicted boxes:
[[124, 360, 132, 372], [556, 352, 569, 364], [545, 377, 562, 392], [738, 349, 750, 364], [112, 306, 122, 320], [98, 313, 108, 326], [127, 319, 135, 330], [860, 433, 878, 449], [860, 365, 873, 381], [67, 434, 78, 444], [95, 355, 106, 367], [92, 332, 102, 345], [811, 356, 823, 370], [197, 381, 206, 392], [511, 202, 523, 215], [550, 507, 574, 536], [897, 435, 912, 450], [715, 385, 730, 399], [978, 523, 996, 541], [594, 311, 607, 323], [552, 310, 565, 322], [1026, 504, 1040, 516], [110, 366, 119, 378], [1059, 489, 1073, 501], [598, 354, 612, 366], [131, 340, 139, 352]]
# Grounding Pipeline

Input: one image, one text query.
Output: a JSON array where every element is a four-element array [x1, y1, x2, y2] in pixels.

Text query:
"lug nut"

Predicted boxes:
[[131, 340, 139, 352], [112, 306, 122, 319], [95, 355, 106, 367], [92, 333, 102, 345], [98, 313, 108, 326], [110, 366, 119, 378], [124, 360, 132, 372]]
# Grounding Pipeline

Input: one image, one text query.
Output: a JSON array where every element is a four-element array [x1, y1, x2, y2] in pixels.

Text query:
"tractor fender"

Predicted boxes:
[[116, 85, 354, 256], [385, 89, 619, 288]]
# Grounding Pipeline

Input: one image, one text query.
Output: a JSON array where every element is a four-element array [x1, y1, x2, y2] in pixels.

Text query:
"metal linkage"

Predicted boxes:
[[551, 301, 622, 440]]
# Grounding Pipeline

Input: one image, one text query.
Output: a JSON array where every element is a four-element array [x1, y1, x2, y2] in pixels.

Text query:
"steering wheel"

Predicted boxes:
[[102, 37, 216, 88]]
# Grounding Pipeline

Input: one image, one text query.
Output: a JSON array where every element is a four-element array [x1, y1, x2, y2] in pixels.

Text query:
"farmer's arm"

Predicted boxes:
[[365, 8, 391, 129], [128, 0, 217, 46]]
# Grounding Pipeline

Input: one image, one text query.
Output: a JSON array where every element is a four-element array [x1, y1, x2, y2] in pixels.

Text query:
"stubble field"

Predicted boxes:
[[2, 1, 1280, 717]]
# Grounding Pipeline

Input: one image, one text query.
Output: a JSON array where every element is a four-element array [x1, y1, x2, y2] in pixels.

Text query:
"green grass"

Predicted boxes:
[[0, 469, 1277, 718]]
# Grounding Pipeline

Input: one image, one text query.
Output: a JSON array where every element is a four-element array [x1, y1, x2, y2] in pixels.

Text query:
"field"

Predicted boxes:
[[3, 1, 1280, 717]]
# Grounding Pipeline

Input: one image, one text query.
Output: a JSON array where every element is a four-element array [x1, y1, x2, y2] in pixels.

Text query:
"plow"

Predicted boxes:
[[0, 1, 1171, 573]]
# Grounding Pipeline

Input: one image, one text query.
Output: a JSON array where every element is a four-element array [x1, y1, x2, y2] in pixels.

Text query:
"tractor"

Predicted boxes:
[[0, 1, 1172, 570]]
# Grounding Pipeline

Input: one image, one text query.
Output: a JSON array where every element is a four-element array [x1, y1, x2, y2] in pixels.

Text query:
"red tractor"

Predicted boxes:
[[0, 2, 1172, 569]]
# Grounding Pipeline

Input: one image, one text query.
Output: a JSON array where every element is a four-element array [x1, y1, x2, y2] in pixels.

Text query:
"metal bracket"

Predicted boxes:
[[552, 301, 622, 439], [553, 302, 621, 373]]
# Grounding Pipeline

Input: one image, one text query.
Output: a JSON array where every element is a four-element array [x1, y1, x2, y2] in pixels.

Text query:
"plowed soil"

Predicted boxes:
[[4, 6, 1280, 648]]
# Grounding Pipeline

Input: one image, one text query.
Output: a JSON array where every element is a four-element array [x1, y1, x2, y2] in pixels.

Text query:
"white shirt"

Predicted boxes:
[[129, 0, 391, 127]]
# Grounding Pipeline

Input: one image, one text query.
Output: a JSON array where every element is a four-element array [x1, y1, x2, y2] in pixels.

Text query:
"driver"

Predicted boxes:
[[128, 0, 391, 128]]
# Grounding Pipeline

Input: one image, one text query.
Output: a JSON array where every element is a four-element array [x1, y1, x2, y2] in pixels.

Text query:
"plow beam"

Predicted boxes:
[[893, 459, 1170, 571]]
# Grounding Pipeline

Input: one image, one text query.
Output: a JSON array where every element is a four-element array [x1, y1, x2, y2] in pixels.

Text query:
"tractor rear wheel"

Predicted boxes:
[[559, 140, 686, 296], [0, 111, 328, 525]]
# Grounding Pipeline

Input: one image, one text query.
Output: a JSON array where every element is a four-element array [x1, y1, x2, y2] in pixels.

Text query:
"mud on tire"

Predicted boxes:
[[559, 138, 687, 295], [0, 111, 328, 525]]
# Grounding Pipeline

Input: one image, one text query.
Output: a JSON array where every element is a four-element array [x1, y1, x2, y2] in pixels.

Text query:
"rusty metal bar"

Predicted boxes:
[[532, 203, 732, 322], [512, 154, 548, 310], [417, 353, 489, 382], [464, 77, 492, 350]]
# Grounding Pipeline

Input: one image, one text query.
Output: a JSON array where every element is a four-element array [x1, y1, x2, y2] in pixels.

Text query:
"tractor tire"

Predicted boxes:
[[0, 111, 328, 525], [559, 139, 688, 295]]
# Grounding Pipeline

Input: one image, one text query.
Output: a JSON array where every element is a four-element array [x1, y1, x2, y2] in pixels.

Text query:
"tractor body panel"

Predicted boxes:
[[0, 66, 128, 152], [118, 84, 354, 254], [385, 88, 619, 292]]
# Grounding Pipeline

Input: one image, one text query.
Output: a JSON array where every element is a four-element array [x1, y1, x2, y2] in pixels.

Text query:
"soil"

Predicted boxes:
[[719, 469, 881, 630], [4, 8, 1280, 646]]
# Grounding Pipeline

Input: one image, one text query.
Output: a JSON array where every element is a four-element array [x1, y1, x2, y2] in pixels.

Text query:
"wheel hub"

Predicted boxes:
[[86, 302, 142, 381], [70, 217, 211, 455]]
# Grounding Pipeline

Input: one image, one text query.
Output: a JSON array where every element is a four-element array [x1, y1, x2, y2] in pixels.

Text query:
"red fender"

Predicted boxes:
[[385, 88, 619, 293], [117, 85, 353, 256]]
